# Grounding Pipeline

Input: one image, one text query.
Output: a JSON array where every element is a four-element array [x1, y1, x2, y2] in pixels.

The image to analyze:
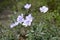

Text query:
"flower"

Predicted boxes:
[[26, 14, 33, 22], [24, 4, 31, 9], [39, 6, 48, 13], [17, 14, 24, 24], [10, 14, 34, 28], [10, 22, 19, 28], [22, 19, 32, 27], [22, 14, 33, 27]]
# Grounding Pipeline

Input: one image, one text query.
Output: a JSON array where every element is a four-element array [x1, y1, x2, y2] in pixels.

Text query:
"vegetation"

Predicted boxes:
[[0, 0, 60, 40]]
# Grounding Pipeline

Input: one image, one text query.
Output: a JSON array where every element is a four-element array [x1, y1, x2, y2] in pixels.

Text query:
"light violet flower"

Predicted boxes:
[[10, 14, 34, 27], [22, 14, 33, 27], [17, 14, 24, 24], [39, 6, 48, 13], [26, 14, 33, 22], [22, 19, 32, 27], [24, 4, 31, 9], [10, 22, 19, 28]]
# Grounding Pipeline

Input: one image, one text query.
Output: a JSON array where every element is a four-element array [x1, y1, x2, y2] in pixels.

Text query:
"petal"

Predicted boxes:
[[26, 14, 33, 22], [10, 22, 19, 28], [22, 19, 32, 27], [17, 14, 24, 23], [40, 6, 48, 13], [24, 4, 31, 9]]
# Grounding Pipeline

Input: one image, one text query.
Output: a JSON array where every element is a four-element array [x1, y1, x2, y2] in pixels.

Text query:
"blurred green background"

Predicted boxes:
[[0, 0, 60, 40]]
